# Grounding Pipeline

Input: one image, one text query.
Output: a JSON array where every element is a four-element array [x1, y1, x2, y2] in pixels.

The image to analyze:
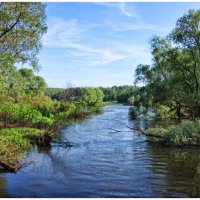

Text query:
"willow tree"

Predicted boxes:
[[0, 2, 47, 100], [134, 9, 200, 120]]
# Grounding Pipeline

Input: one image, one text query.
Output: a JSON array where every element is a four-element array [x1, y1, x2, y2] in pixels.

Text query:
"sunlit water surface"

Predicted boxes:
[[1, 105, 200, 197]]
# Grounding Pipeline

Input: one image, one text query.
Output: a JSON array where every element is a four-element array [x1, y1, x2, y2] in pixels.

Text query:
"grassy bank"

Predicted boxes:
[[146, 120, 200, 147]]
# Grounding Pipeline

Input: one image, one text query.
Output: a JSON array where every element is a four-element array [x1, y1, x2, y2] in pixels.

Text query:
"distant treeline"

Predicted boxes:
[[46, 85, 141, 104]]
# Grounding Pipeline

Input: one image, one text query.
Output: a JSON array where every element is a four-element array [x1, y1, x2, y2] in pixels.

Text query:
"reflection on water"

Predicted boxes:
[[0, 105, 200, 197], [148, 147, 200, 197]]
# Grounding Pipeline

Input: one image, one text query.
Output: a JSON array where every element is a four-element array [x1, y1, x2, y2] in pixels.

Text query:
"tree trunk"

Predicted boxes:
[[177, 102, 181, 122]]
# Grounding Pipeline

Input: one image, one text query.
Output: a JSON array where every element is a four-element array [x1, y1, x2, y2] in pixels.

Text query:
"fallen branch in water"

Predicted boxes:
[[0, 160, 19, 172], [108, 122, 162, 138], [17, 160, 36, 170], [51, 140, 74, 147], [125, 125, 146, 134], [108, 127, 134, 133], [108, 128, 122, 132], [0, 159, 36, 173], [125, 124, 162, 138]]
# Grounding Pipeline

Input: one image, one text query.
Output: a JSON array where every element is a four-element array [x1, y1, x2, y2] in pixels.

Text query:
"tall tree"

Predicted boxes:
[[0, 3, 47, 100], [134, 9, 200, 120]]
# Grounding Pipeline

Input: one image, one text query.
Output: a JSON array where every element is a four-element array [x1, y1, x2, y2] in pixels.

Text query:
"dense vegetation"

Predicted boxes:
[[47, 85, 140, 105], [130, 9, 200, 146], [132, 9, 200, 121], [46, 88, 65, 100], [147, 120, 200, 147], [1, 2, 200, 171], [0, 2, 105, 170], [100, 85, 140, 103]]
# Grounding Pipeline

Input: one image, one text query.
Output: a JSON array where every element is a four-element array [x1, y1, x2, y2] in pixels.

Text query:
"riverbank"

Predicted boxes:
[[1, 105, 199, 198], [0, 100, 104, 172], [145, 120, 200, 147]]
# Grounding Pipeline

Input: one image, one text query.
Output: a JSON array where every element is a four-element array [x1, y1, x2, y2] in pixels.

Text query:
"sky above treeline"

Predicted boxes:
[[38, 2, 200, 88]]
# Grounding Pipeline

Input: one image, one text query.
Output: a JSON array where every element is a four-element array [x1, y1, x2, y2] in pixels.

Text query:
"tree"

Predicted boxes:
[[18, 68, 47, 96], [134, 9, 200, 120], [0, 3, 47, 101], [127, 96, 135, 105], [0, 2, 47, 70]]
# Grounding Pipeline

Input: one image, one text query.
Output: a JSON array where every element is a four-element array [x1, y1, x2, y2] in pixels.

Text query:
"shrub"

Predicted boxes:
[[0, 127, 45, 162], [129, 107, 139, 119], [0, 102, 54, 128], [147, 120, 200, 146], [154, 104, 175, 119], [165, 120, 200, 145]]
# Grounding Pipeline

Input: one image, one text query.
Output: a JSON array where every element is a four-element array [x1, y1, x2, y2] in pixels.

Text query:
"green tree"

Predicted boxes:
[[0, 3, 47, 101], [127, 96, 135, 105], [134, 9, 200, 120], [0, 2, 47, 70], [18, 68, 47, 96], [78, 87, 104, 107]]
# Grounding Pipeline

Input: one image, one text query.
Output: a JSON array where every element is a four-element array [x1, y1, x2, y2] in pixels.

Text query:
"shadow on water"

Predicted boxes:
[[0, 105, 200, 197]]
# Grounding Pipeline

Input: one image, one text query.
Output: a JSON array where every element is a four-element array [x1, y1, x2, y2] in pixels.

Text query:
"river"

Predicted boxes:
[[0, 104, 200, 197]]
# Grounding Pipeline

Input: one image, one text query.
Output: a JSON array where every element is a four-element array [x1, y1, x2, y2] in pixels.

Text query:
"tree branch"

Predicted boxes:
[[0, 12, 21, 39]]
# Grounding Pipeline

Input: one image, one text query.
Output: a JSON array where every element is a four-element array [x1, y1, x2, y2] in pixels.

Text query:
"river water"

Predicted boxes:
[[1, 104, 200, 197]]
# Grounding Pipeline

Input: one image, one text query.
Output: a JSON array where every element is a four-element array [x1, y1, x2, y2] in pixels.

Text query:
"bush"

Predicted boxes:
[[127, 96, 135, 105], [0, 128, 45, 163], [147, 120, 200, 146], [0, 102, 54, 128], [30, 95, 56, 117], [165, 120, 200, 145], [129, 107, 139, 119], [154, 104, 175, 119]]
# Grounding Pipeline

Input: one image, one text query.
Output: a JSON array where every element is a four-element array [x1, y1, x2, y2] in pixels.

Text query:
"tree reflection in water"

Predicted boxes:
[[148, 146, 200, 197]]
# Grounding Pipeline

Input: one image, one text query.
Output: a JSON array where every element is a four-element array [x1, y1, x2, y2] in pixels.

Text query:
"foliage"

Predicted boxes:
[[134, 9, 200, 120], [0, 127, 44, 163], [78, 87, 104, 107], [46, 88, 64, 100], [128, 107, 139, 119], [127, 96, 135, 106], [100, 85, 140, 103], [18, 68, 47, 96], [147, 120, 200, 146], [47, 86, 141, 106], [61, 87, 104, 107], [0, 2, 47, 103], [0, 102, 54, 128], [0, 2, 47, 70], [154, 104, 175, 119]]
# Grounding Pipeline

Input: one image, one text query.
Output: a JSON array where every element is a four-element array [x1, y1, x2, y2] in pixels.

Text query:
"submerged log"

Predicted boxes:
[[0, 160, 19, 173], [0, 160, 36, 173], [51, 140, 74, 147]]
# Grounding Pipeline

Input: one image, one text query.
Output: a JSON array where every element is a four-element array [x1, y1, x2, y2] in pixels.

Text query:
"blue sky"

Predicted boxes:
[[37, 2, 200, 88]]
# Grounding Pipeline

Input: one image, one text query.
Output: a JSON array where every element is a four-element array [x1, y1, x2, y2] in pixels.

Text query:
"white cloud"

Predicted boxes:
[[117, 3, 139, 18], [43, 17, 86, 47], [65, 46, 124, 65], [43, 17, 125, 66], [42, 14, 153, 70], [105, 18, 169, 32], [92, 2, 168, 32], [92, 2, 139, 18]]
